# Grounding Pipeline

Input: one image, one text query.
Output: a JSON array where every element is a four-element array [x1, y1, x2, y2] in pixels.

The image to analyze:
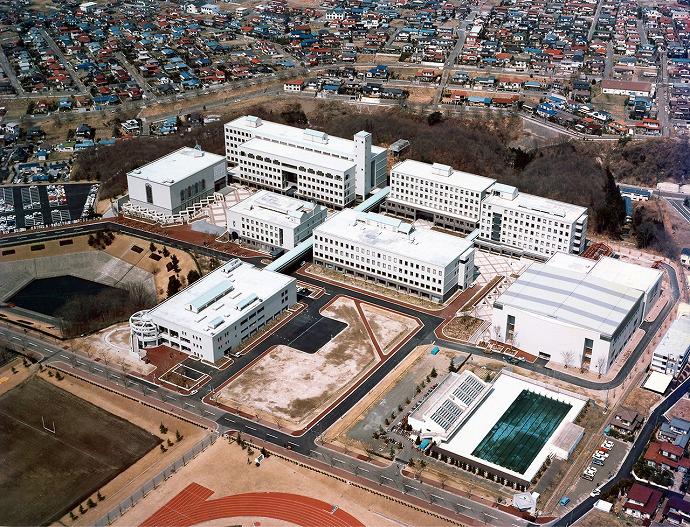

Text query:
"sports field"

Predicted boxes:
[[0, 377, 159, 526], [471, 390, 571, 474]]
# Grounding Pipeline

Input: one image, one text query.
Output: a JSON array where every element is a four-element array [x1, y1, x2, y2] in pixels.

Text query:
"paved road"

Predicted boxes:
[[0, 47, 25, 95], [554, 375, 690, 526], [666, 197, 690, 224], [39, 29, 88, 94], [0, 221, 681, 525]]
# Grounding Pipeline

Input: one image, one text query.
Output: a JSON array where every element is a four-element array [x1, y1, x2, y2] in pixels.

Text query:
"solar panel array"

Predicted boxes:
[[453, 375, 485, 406], [429, 399, 463, 432]]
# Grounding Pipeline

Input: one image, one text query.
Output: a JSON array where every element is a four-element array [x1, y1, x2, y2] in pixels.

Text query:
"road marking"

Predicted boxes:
[[94, 368, 103, 373], [430, 494, 443, 501], [288, 441, 300, 448], [267, 433, 279, 439], [358, 467, 369, 473], [60, 354, 70, 359], [223, 417, 235, 423], [11, 336, 20, 340], [27, 342, 37, 347], [246, 425, 257, 432]]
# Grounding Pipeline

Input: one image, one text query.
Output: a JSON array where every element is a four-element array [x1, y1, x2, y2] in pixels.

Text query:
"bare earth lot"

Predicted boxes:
[[0, 376, 159, 526], [216, 296, 418, 429]]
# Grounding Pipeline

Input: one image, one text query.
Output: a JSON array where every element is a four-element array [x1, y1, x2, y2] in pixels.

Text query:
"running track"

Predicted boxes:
[[139, 483, 365, 527]]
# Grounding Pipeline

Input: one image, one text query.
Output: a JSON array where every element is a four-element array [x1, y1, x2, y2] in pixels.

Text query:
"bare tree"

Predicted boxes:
[[561, 350, 575, 369], [596, 357, 606, 378]]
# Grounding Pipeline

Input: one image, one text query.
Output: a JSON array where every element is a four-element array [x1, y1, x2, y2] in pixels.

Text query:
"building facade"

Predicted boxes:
[[126, 146, 226, 217], [491, 253, 661, 374], [226, 190, 327, 252], [224, 115, 387, 206], [384, 160, 495, 233], [651, 311, 690, 377], [479, 184, 588, 259], [383, 159, 589, 260], [129, 259, 296, 363], [313, 210, 476, 302]]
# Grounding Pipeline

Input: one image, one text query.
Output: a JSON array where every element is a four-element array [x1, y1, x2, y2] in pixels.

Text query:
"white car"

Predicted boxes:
[[590, 487, 601, 497]]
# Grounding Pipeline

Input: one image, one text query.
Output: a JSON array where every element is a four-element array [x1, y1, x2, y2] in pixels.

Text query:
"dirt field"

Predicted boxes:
[[622, 386, 663, 417], [0, 375, 159, 526], [574, 508, 628, 527], [216, 297, 417, 429], [112, 438, 454, 527], [442, 315, 484, 341], [45, 370, 207, 526], [359, 302, 421, 352]]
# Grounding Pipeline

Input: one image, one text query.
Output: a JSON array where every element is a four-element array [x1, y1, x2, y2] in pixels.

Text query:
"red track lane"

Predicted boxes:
[[140, 483, 365, 527]]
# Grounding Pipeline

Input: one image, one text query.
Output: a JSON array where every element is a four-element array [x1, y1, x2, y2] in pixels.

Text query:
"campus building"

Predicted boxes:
[[129, 259, 296, 363], [226, 190, 327, 253], [409, 370, 586, 489], [384, 160, 495, 233], [651, 310, 690, 378], [312, 210, 476, 302], [224, 115, 387, 207], [478, 184, 588, 259], [491, 253, 662, 374], [384, 159, 589, 259], [126, 146, 227, 219]]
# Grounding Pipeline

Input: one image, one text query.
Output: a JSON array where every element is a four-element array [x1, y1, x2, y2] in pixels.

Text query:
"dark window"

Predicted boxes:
[[145, 184, 153, 204]]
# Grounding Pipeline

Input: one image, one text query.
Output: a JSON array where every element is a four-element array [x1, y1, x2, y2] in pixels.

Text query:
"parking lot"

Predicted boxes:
[[560, 436, 629, 507]]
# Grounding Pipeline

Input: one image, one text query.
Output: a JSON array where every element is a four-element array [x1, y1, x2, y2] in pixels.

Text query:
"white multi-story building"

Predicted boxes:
[[129, 259, 296, 363], [491, 253, 662, 374], [385, 160, 496, 233], [651, 310, 690, 377], [126, 146, 226, 217], [479, 183, 588, 259], [313, 210, 476, 302], [384, 159, 589, 259], [226, 190, 327, 253], [224, 115, 388, 207]]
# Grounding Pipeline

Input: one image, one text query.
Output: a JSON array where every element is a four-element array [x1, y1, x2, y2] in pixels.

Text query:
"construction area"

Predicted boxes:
[[215, 296, 420, 430]]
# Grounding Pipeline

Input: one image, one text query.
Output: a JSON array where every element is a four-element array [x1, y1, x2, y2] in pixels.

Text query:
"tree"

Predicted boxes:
[[596, 357, 606, 378], [149, 242, 157, 252], [430, 367, 437, 378], [187, 269, 201, 284], [176, 429, 183, 442], [561, 350, 575, 369], [160, 423, 168, 434], [162, 246, 170, 257], [427, 111, 443, 126], [97, 491, 104, 501], [167, 275, 182, 297], [87, 498, 96, 508]]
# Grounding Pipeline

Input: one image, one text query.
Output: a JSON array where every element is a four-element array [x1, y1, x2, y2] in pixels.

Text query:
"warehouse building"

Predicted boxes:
[[129, 259, 296, 363], [410, 370, 586, 488], [491, 253, 662, 374], [384, 160, 495, 233], [126, 146, 226, 218], [226, 190, 327, 253], [478, 183, 588, 259], [312, 210, 476, 302], [224, 115, 387, 206], [651, 309, 690, 378]]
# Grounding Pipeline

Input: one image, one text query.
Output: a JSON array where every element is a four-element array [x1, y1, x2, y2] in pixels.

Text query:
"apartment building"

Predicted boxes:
[[224, 115, 387, 207], [129, 259, 296, 363], [384, 160, 496, 233], [226, 190, 327, 253], [312, 210, 476, 302], [479, 183, 588, 259]]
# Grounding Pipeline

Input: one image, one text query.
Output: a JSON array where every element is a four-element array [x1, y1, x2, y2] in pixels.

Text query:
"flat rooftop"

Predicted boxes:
[[496, 260, 643, 337], [588, 256, 662, 295], [240, 138, 356, 173], [392, 159, 496, 193], [127, 147, 226, 186], [227, 115, 386, 158], [653, 312, 690, 360], [483, 191, 587, 223], [148, 259, 294, 336], [315, 209, 475, 266], [228, 190, 324, 227], [441, 371, 586, 482]]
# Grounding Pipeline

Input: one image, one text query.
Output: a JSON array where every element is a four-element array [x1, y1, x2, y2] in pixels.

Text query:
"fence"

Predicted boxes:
[[94, 432, 218, 526]]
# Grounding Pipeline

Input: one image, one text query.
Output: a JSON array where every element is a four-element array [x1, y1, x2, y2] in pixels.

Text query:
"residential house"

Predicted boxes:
[[623, 483, 663, 519], [608, 407, 643, 436], [665, 497, 690, 526]]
